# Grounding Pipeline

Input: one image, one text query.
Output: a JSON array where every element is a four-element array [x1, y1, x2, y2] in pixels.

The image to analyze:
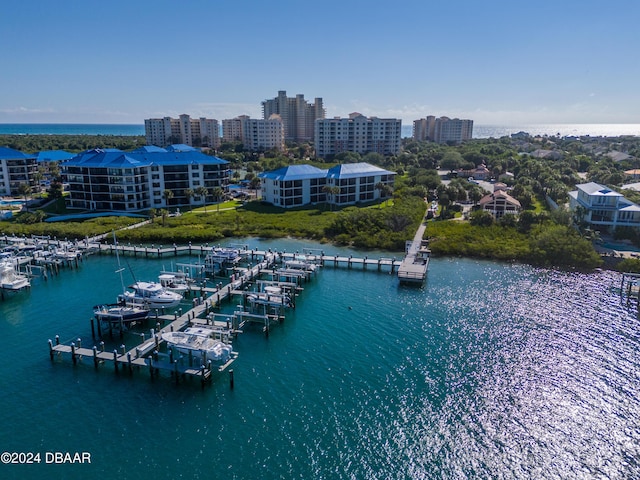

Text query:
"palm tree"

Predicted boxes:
[[163, 189, 174, 209], [212, 187, 225, 212], [17, 183, 32, 211], [159, 208, 169, 226], [184, 188, 194, 211], [195, 186, 209, 213], [322, 185, 341, 211], [375, 182, 390, 208], [249, 177, 261, 199], [149, 207, 157, 223]]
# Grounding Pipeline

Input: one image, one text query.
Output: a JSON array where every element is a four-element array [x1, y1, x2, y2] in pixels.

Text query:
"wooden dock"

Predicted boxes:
[[397, 206, 430, 285]]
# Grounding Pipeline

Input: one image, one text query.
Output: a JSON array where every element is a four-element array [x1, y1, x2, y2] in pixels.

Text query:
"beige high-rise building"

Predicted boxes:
[[262, 90, 325, 142], [242, 115, 285, 152], [145, 115, 220, 148], [222, 115, 249, 143], [413, 116, 473, 144], [314, 113, 402, 158]]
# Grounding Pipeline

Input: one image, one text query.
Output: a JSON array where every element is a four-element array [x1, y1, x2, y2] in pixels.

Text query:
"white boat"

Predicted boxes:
[[204, 246, 242, 273], [158, 272, 190, 295], [0, 259, 30, 291], [119, 281, 183, 309], [246, 285, 292, 307], [162, 327, 233, 362]]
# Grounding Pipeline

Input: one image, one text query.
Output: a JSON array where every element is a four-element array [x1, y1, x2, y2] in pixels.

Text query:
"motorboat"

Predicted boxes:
[[246, 285, 292, 307], [204, 246, 242, 273], [162, 327, 233, 362], [0, 259, 30, 291], [119, 281, 183, 309], [158, 272, 190, 295], [93, 303, 149, 324]]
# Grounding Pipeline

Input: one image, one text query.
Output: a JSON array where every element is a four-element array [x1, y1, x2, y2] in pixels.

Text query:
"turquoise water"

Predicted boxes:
[[0, 124, 144, 136], [601, 242, 640, 253], [0, 238, 639, 479], [1, 123, 639, 139]]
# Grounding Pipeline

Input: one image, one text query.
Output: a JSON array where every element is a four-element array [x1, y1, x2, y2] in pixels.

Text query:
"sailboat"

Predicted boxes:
[[94, 232, 150, 324]]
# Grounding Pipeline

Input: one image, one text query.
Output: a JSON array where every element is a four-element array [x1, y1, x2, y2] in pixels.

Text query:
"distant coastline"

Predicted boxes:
[[0, 122, 639, 139]]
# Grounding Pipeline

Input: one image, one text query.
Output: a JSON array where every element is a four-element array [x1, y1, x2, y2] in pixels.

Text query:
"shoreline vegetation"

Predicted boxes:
[[4, 132, 640, 272]]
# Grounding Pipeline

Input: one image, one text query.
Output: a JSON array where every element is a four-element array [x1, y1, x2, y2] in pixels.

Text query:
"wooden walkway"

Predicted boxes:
[[397, 206, 430, 284], [48, 253, 278, 385]]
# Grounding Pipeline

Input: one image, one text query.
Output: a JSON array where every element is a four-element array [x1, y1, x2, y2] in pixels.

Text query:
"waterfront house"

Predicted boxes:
[[478, 190, 521, 218], [62, 145, 229, 212], [568, 182, 640, 231]]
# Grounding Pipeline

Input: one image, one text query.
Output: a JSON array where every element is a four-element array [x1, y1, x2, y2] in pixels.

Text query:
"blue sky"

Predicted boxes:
[[2, 0, 639, 125]]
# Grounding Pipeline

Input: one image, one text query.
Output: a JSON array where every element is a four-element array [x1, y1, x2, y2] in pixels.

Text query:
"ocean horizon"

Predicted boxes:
[[1, 122, 639, 139]]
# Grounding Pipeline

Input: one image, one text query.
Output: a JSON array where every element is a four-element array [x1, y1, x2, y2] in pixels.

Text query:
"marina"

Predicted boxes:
[[0, 238, 638, 478]]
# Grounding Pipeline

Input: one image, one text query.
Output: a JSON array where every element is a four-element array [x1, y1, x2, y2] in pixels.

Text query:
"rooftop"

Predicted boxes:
[[64, 146, 228, 168]]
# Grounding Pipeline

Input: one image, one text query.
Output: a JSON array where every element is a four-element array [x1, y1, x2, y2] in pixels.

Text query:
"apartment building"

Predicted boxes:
[[412, 116, 473, 144], [259, 165, 328, 207], [222, 115, 249, 143], [0, 147, 38, 196], [262, 90, 325, 142], [145, 115, 220, 149], [62, 145, 229, 212], [222, 115, 285, 151], [314, 113, 402, 158], [259, 162, 395, 208]]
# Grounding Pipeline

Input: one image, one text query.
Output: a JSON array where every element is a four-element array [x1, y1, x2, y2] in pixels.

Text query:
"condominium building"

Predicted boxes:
[[222, 115, 285, 152], [0, 147, 38, 196], [145, 114, 220, 149], [413, 116, 473, 144], [314, 113, 402, 158], [259, 165, 328, 207], [222, 115, 249, 143], [62, 145, 229, 212], [412, 116, 436, 142], [259, 162, 395, 208], [242, 115, 285, 152], [262, 90, 325, 142]]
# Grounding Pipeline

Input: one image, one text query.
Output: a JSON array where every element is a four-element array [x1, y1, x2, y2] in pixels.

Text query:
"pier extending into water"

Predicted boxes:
[[397, 206, 430, 284]]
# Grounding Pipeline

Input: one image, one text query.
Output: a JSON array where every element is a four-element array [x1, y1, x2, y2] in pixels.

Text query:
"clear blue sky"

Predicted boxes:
[[2, 0, 639, 125]]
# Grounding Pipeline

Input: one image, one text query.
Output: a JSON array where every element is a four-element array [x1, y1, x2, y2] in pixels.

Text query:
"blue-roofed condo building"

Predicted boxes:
[[0, 147, 38, 196], [259, 165, 328, 207], [259, 162, 395, 208], [62, 145, 229, 212]]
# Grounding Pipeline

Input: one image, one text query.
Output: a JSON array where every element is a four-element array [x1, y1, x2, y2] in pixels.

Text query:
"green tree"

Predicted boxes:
[[440, 151, 464, 171], [184, 188, 194, 211], [469, 210, 494, 226], [249, 177, 261, 197], [159, 208, 169, 226], [196, 186, 209, 213], [212, 187, 225, 212], [163, 189, 174, 208], [17, 183, 32, 211], [48, 180, 64, 213], [322, 185, 341, 211]]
